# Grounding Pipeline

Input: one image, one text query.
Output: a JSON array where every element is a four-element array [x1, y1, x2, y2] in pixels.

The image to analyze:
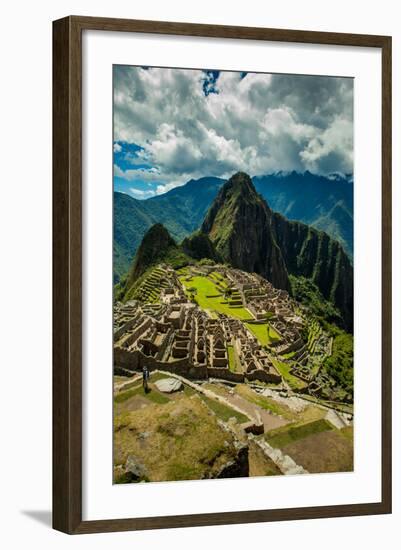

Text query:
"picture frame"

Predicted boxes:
[[53, 15, 392, 534]]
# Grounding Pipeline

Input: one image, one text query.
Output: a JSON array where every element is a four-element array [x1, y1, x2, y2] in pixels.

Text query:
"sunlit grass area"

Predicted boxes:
[[244, 322, 280, 346], [270, 358, 308, 390], [227, 345, 238, 372], [114, 396, 243, 482], [114, 384, 170, 405], [180, 274, 253, 320]]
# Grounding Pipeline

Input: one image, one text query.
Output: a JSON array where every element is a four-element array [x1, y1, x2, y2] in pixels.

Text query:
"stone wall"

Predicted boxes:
[[114, 316, 140, 341], [278, 337, 304, 355], [246, 369, 281, 384], [114, 347, 209, 380], [114, 347, 139, 370], [120, 317, 153, 348], [207, 367, 244, 383]]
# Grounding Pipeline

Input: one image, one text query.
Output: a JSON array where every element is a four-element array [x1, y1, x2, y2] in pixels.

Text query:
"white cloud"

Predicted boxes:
[[113, 142, 122, 153], [129, 187, 155, 198], [155, 181, 186, 195], [114, 164, 164, 182], [300, 117, 353, 173], [113, 67, 353, 190]]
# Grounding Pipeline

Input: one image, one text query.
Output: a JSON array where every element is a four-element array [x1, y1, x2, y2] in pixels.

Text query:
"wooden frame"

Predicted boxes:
[[53, 15, 392, 534]]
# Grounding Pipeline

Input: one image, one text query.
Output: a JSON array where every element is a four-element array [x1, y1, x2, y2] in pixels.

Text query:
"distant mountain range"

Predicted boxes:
[[114, 170, 353, 282], [119, 172, 353, 332]]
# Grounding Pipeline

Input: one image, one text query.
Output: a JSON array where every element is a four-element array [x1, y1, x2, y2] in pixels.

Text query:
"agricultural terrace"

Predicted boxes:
[[270, 357, 308, 391]]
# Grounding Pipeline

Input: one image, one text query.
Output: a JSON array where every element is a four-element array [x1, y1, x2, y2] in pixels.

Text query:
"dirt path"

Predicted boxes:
[[217, 389, 289, 431]]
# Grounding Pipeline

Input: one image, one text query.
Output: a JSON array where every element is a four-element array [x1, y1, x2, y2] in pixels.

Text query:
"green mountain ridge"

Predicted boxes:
[[113, 177, 224, 281], [253, 171, 354, 258], [113, 171, 353, 282], [272, 212, 353, 330]]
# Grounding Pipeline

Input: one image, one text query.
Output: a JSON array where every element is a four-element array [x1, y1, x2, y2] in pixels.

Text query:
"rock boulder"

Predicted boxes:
[[155, 377, 183, 393]]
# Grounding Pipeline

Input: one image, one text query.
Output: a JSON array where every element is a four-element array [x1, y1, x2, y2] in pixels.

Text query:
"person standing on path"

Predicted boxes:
[[142, 365, 150, 393]]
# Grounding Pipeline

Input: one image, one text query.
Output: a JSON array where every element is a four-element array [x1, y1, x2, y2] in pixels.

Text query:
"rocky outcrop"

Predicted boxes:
[[215, 444, 249, 478], [154, 378, 183, 393]]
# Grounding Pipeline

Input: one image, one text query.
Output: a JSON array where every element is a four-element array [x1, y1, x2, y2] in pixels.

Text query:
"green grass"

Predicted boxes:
[[116, 376, 249, 424], [180, 275, 253, 320], [227, 345, 238, 372], [114, 395, 242, 482], [182, 384, 197, 397], [339, 425, 354, 441], [115, 379, 141, 391], [200, 395, 249, 423], [244, 322, 280, 346], [323, 327, 354, 395], [266, 419, 334, 448], [147, 371, 174, 383], [270, 358, 308, 390], [209, 271, 229, 288], [281, 351, 296, 359], [114, 385, 170, 405]]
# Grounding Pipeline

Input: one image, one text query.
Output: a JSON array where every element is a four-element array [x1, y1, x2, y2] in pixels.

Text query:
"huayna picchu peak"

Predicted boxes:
[[200, 172, 353, 331], [201, 172, 290, 293]]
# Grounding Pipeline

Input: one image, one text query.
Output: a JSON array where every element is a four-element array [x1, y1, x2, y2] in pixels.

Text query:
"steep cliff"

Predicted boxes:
[[272, 213, 353, 330], [181, 231, 222, 263]]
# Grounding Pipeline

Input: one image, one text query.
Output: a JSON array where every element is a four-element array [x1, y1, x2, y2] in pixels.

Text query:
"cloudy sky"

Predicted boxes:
[[113, 66, 353, 199]]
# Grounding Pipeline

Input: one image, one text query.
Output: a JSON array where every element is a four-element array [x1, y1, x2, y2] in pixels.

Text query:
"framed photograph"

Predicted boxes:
[[53, 16, 392, 534]]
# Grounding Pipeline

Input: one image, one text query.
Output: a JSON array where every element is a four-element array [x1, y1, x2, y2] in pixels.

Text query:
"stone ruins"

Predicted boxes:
[[114, 264, 333, 393]]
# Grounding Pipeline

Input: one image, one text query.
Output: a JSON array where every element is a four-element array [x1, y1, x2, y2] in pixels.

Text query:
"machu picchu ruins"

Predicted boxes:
[[114, 262, 349, 402]]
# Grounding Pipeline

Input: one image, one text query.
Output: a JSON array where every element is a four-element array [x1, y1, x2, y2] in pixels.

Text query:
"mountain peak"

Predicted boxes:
[[143, 222, 174, 243], [201, 171, 266, 237], [224, 171, 256, 197], [128, 223, 176, 283]]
